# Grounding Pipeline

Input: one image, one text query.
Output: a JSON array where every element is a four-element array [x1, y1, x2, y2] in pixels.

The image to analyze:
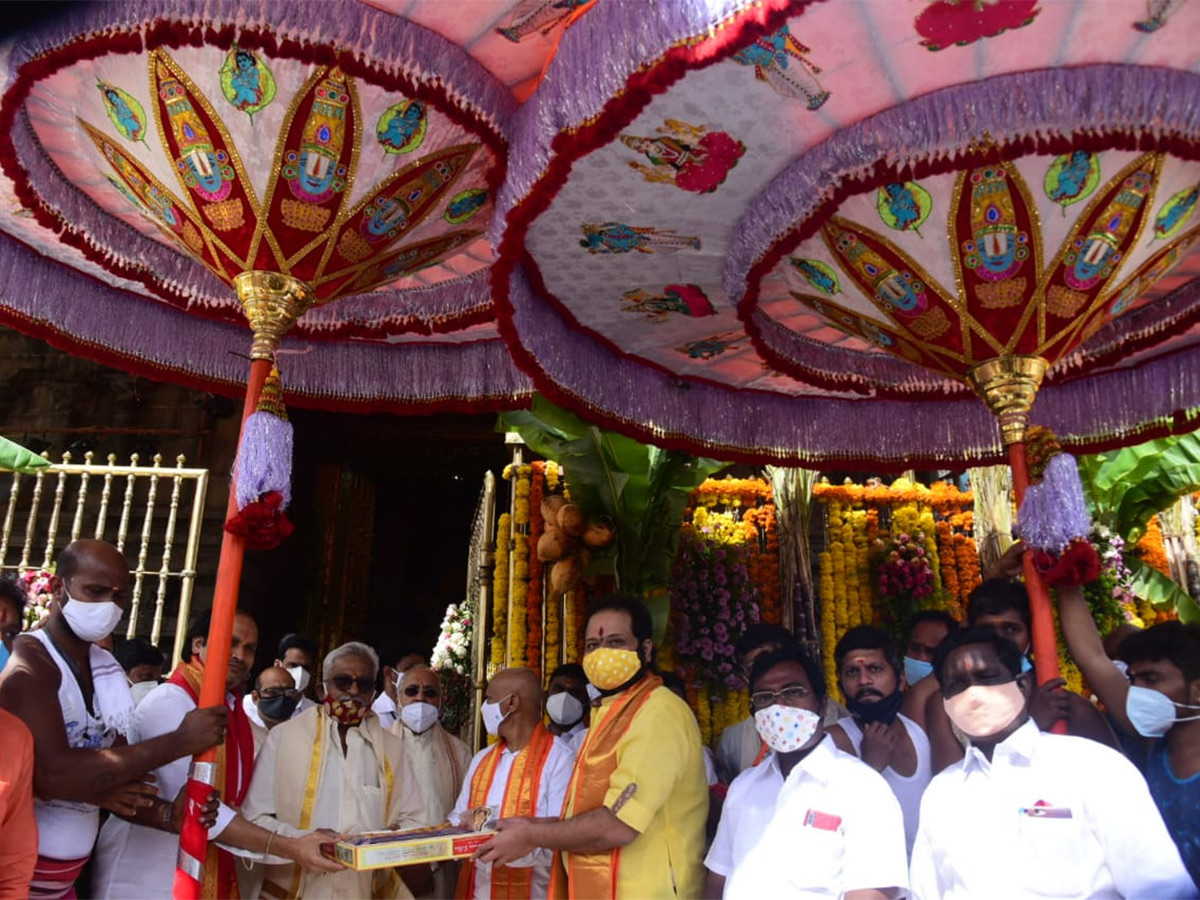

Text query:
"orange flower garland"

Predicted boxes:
[[1135, 516, 1172, 578]]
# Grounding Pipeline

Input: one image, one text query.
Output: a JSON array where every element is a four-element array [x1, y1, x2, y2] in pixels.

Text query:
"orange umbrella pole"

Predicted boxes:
[[173, 272, 314, 900], [172, 357, 271, 900], [1008, 440, 1064, 697]]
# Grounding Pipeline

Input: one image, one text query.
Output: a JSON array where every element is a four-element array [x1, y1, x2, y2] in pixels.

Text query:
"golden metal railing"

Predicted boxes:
[[0, 451, 210, 663]]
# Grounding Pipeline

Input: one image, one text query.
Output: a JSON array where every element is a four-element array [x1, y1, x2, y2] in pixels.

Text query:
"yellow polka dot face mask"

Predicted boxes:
[[583, 647, 643, 691]]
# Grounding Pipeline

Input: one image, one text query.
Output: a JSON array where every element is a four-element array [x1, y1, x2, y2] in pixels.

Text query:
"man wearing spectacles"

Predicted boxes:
[[247, 666, 303, 754], [372, 645, 428, 729], [706, 644, 908, 899], [390, 663, 470, 894], [243, 641, 430, 898]]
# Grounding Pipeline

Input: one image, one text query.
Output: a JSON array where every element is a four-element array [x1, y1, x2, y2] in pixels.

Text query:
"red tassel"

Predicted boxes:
[[1032, 537, 1101, 588], [223, 490, 294, 551]]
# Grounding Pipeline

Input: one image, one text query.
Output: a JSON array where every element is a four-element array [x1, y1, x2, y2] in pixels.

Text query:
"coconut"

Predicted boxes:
[[557, 503, 586, 537], [550, 556, 583, 593], [541, 495, 567, 522], [537, 529, 569, 562], [582, 521, 615, 548]]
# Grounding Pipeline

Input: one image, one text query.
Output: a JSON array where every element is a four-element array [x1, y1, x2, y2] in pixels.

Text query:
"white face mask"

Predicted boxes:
[[547, 691, 585, 727], [129, 680, 158, 706], [585, 683, 602, 703], [286, 664, 311, 693], [944, 681, 1026, 739], [400, 701, 439, 734], [754, 704, 821, 753], [1126, 684, 1200, 737], [481, 693, 512, 736], [61, 590, 123, 643]]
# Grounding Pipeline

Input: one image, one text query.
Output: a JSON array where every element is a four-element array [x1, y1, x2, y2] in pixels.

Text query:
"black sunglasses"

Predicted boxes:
[[403, 684, 440, 698], [328, 675, 376, 694]]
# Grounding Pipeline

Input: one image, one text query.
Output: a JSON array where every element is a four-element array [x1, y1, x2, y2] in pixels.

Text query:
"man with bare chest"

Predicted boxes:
[[827, 625, 932, 855]]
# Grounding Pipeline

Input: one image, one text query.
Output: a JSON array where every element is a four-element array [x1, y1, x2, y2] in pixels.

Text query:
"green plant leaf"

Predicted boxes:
[[1126, 556, 1200, 623], [0, 435, 50, 473], [1078, 433, 1200, 540], [498, 395, 728, 622]]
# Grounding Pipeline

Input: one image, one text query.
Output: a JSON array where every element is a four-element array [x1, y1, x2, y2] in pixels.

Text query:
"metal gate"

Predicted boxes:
[[0, 451, 209, 663]]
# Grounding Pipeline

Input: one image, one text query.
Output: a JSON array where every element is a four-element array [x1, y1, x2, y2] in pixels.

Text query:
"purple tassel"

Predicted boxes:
[[1017, 453, 1091, 551], [233, 410, 293, 511]]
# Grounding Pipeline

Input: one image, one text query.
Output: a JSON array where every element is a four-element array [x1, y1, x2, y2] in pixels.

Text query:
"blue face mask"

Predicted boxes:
[[1021, 654, 1033, 674], [0, 641, 9, 674], [903, 656, 934, 686]]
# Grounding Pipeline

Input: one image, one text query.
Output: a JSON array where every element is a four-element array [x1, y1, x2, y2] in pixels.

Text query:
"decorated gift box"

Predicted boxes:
[[329, 809, 496, 871]]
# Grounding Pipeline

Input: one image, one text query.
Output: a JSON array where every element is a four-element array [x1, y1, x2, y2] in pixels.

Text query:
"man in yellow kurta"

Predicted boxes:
[[477, 596, 708, 899], [241, 642, 429, 899]]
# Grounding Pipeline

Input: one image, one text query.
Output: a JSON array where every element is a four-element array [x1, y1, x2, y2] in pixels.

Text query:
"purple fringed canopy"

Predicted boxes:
[[1, 0, 1200, 464], [492, 0, 1200, 467], [0, 0, 540, 414]]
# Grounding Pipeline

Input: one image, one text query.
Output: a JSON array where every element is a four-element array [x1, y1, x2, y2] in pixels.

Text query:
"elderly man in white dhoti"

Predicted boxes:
[[242, 641, 431, 899]]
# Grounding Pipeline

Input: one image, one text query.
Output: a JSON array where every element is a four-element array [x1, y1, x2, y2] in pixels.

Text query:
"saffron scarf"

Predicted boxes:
[[167, 660, 254, 899], [549, 673, 662, 900], [455, 724, 556, 899]]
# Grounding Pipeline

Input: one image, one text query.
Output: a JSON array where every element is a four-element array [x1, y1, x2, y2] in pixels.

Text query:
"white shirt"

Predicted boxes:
[[706, 752, 785, 880], [721, 735, 909, 899], [372, 691, 398, 729], [450, 735, 576, 899], [92, 683, 242, 899], [553, 719, 588, 753], [910, 719, 1196, 899], [836, 713, 932, 855]]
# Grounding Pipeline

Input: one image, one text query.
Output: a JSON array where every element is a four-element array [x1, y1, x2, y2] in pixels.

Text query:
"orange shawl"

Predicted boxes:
[[456, 723, 555, 899], [549, 673, 662, 900]]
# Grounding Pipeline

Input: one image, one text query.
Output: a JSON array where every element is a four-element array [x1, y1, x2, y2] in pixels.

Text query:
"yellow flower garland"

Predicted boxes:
[[491, 512, 511, 669], [508, 465, 532, 667]]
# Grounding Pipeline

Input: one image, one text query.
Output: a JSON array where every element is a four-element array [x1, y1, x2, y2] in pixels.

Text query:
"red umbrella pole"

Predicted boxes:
[[1007, 439, 1067, 735], [172, 356, 272, 900]]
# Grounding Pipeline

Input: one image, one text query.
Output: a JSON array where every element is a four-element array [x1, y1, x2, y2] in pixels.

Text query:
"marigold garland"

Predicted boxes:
[[1135, 516, 1172, 578], [527, 462, 547, 677], [508, 464, 532, 666], [490, 512, 511, 669], [816, 476, 977, 678]]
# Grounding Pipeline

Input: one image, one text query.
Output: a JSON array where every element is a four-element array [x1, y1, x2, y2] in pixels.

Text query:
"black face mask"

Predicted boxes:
[[847, 688, 904, 726], [259, 693, 300, 723]]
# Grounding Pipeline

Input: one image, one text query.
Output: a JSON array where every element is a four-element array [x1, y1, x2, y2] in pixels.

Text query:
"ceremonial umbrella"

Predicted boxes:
[[492, 0, 1200, 689], [0, 1, 571, 892]]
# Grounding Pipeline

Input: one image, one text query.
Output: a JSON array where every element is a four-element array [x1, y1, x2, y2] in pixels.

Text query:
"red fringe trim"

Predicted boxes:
[[0, 19, 506, 339], [490, 0, 816, 444]]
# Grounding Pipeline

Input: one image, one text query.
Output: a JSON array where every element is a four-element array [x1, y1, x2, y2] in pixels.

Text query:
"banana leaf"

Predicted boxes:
[[1079, 433, 1200, 541], [1078, 432, 1200, 622], [499, 395, 727, 642], [0, 435, 50, 473], [1126, 557, 1200, 624]]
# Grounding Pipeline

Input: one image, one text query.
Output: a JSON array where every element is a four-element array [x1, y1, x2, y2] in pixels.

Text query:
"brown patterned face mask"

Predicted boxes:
[[323, 694, 368, 726]]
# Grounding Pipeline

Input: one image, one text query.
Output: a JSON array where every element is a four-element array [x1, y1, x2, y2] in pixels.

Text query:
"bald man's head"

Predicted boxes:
[[486, 667, 543, 736], [54, 539, 131, 616]]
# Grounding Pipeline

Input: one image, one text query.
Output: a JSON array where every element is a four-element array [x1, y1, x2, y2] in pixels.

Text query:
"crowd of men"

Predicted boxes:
[[0, 537, 1197, 898]]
